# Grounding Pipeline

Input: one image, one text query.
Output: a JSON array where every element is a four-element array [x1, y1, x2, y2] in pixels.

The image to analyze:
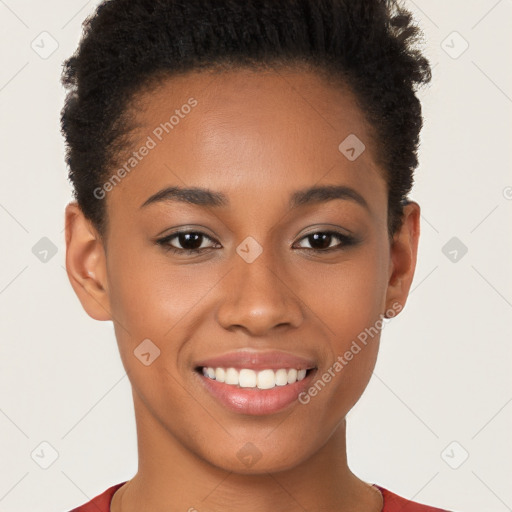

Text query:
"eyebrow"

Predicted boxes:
[[140, 184, 370, 212]]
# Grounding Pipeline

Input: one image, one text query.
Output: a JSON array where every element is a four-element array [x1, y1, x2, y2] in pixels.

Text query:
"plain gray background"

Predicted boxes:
[[0, 1, 511, 511]]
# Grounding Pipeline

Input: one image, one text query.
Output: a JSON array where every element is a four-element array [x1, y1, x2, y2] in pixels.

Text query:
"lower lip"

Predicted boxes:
[[197, 370, 316, 415]]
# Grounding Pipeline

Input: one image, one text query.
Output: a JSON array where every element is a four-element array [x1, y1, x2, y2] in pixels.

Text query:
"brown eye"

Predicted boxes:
[[294, 231, 355, 252], [157, 231, 219, 254], [156, 229, 356, 257]]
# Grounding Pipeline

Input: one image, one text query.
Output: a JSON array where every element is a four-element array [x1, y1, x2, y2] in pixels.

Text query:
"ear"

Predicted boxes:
[[64, 201, 112, 321], [384, 201, 421, 315]]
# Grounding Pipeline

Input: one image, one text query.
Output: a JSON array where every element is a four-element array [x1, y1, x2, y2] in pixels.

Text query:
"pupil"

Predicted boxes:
[[310, 233, 331, 250], [179, 232, 202, 250]]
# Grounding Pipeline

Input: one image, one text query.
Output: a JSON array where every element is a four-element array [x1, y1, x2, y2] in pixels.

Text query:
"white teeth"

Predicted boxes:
[[257, 369, 276, 390], [287, 368, 298, 384], [225, 367, 239, 385], [215, 367, 225, 382], [201, 366, 310, 388], [239, 369, 257, 388], [275, 368, 288, 386]]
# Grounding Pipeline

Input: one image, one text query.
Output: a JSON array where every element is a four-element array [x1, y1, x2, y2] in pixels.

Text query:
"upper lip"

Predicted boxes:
[[194, 350, 317, 371]]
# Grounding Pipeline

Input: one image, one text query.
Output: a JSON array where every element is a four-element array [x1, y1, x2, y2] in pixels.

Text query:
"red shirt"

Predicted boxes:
[[68, 481, 452, 511]]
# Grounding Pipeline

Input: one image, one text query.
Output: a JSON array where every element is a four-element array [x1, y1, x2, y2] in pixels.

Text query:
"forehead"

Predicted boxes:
[[106, 67, 386, 219]]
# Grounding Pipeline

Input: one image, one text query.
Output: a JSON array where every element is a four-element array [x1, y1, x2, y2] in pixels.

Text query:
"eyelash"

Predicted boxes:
[[156, 230, 357, 255]]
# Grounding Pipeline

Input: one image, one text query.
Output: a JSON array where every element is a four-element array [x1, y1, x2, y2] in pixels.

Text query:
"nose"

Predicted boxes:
[[216, 248, 304, 336]]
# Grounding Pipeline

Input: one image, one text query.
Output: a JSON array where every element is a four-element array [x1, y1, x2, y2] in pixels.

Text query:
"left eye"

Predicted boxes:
[[157, 230, 355, 255], [293, 231, 354, 251]]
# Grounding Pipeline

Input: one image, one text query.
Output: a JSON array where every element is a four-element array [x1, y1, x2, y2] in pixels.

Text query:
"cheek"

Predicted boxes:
[[303, 245, 388, 338], [105, 247, 230, 393], [299, 247, 387, 411], [106, 246, 222, 338], [105, 250, 210, 427]]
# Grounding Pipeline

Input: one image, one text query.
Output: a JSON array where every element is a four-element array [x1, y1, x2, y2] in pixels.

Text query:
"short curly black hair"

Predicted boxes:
[[60, 0, 431, 240]]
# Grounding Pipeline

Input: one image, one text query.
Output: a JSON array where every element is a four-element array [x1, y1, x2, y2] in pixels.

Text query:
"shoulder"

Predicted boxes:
[[374, 484, 454, 512], [67, 482, 127, 512]]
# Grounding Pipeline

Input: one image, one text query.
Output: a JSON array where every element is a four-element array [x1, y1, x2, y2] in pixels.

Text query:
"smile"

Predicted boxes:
[[195, 368, 317, 415], [201, 366, 308, 389]]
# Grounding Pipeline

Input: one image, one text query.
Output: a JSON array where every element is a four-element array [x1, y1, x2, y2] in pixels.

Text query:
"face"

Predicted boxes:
[[66, 66, 419, 474]]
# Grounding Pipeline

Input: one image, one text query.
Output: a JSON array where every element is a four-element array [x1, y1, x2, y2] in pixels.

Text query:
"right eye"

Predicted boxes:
[[156, 231, 221, 255]]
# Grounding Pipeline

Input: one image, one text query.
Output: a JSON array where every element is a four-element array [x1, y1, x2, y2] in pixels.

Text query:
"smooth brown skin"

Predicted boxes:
[[65, 67, 420, 512]]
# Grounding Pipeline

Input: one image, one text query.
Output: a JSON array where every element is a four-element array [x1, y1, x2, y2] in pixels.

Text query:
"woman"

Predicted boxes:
[[61, 0, 450, 510]]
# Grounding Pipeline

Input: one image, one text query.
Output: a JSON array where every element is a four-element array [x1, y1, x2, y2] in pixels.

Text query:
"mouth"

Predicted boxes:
[[196, 366, 315, 389], [193, 352, 318, 415]]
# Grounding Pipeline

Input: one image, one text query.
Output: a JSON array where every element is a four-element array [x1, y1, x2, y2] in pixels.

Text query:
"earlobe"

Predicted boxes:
[[64, 201, 112, 321], [384, 201, 421, 315]]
